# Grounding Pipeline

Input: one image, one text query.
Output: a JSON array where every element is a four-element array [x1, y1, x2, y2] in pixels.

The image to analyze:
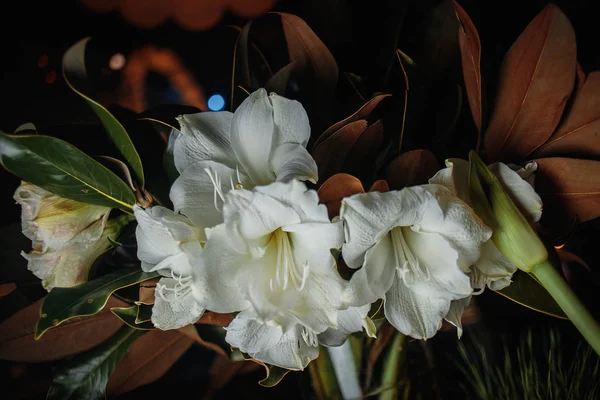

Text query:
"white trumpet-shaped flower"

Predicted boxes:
[[192, 180, 372, 370], [168, 88, 318, 229], [340, 185, 492, 340], [134, 205, 205, 330]]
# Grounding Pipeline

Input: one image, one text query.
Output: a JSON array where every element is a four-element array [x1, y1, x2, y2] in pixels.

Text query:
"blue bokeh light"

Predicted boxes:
[[208, 94, 225, 111]]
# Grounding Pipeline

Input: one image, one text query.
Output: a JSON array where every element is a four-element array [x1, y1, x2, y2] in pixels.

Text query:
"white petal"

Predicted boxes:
[[223, 188, 301, 240], [284, 221, 343, 274], [271, 143, 318, 184], [342, 232, 397, 306], [384, 276, 450, 339], [489, 162, 543, 223], [318, 304, 371, 347], [134, 205, 203, 276], [152, 277, 205, 330], [225, 310, 285, 353], [472, 241, 517, 291], [270, 92, 310, 147], [174, 111, 235, 172], [248, 324, 320, 371], [443, 296, 471, 338], [231, 88, 276, 185], [191, 224, 249, 313], [254, 180, 327, 223], [170, 160, 250, 229], [340, 188, 435, 269], [428, 158, 471, 204], [401, 228, 473, 299]]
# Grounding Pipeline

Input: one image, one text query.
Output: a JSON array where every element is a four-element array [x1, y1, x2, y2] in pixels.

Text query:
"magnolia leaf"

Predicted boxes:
[[535, 158, 600, 226], [36, 269, 160, 339], [47, 325, 145, 400], [194, 323, 231, 358], [369, 179, 390, 193], [364, 322, 396, 390], [317, 173, 365, 219], [345, 120, 385, 182], [196, 311, 234, 327], [239, 352, 292, 387], [0, 282, 17, 297], [533, 72, 600, 159], [308, 347, 342, 399], [383, 149, 440, 190], [135, 303, 153, 323], [378, 331, 406, 400], [97, 156, 135, 191], [265, 60, 301, 95], [453, 0, 482, 135], [317, 94, 391, 145], [138, 277, 159, 305], [312, 120, 367, 180], [137, 104, 202, 132], [63, 37, 145, 187], [484, 4, 576, 163], [105, 325, 195, 396], [111, 305, 155, 330], [0, 132, 135, 211], [0, 297, 125, 362], [496, 270, 567, 319]]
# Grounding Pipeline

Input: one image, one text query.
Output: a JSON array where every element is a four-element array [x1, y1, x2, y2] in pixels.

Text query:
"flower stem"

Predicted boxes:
[[532, 260, 600, 355]]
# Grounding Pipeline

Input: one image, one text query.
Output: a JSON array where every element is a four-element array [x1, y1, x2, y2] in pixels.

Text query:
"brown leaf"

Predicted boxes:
[[453, 0, 482, 135], [535, 158, 600, 226], [106, 325, 195, 396], [138, 277, 159, 305], [484, 4, 576, 163], [533, 72, 600, 159], [364, 322, 396, 390], [369, 180, 389, 193], [316, 94, 391, 145], [311, 120, 368, 183], [557, 248, 590, 271], [383, 149, 440, 190], [344, 119, 385, 182], [196, 311, 234, 327], [0, 297, 125, 362], [576, 63, 586, 91], [317, 173, 365, 219], [0, 283, 17, 297]]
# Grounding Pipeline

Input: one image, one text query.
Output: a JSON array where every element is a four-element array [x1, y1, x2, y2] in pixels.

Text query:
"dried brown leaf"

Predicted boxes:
[[138, 277, 159, 305], [484, 4, 576, 163], [196, 311, 234, 327], [453, 0, 482, 135], [317, 173, 365, 219], [106, 325, 195, 396], [312, 120, 368, 183], [345, 119, 385, 182], [383, 149, 440, 190], [0, 297, 125, 362], [0, 283, 17, 297], [534, 72, 600, 159], [369, 180, 389, 193], [535, 157, 600, 226]]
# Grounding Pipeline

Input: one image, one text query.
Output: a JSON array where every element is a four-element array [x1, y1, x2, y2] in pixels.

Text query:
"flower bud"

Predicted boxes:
[[468, 151, 547, 272]]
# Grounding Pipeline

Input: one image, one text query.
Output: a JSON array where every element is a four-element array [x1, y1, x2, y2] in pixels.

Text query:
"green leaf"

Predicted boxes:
[[0, 132, 135, 211], [239, 351, 292, 387], [47, 325, 145, 400], [308, 346, 343, 399], [496, 270, 568, 319], [378, 331, 406, 400], [63, 37, 144, 187], [111, 305, 155, 330], [36, 269, 160, 339], [134, 303, 153, 323]]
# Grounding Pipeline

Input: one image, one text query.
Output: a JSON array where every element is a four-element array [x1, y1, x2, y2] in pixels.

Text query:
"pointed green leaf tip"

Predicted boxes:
[[468, 150, 547, 272]]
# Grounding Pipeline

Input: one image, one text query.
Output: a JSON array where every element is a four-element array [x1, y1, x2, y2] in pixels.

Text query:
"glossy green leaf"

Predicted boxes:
[[239, 351, 292, 387], [496, 270, 568, 319], [308, 346, 342, 399], [134, 303, 153, 323], [47, 325, 145, 400], [378, 331, 406, 400], [111, 305, 155, 330], [0, 132, 135, 211], [36, 269, 160, 339], [63, 37, 144, 187]]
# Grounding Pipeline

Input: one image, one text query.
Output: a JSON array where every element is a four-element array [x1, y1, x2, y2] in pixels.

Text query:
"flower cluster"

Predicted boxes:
[[128, 88, 543, 370]]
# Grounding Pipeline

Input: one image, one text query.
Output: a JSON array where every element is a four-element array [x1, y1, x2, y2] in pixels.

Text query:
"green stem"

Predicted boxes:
[[532, 260, 600, 355]]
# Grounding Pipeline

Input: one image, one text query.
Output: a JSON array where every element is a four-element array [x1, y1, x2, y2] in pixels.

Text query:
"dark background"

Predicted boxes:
[[1, 1, 599, 398]]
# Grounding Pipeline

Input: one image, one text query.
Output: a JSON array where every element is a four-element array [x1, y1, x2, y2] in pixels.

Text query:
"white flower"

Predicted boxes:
[[429, 158, 542, 291], [14, 182, 111, 253], [134, 205, 205, 330], [340, 185, 492, 340], [191, 180, 371, 370], [168, 88, 318, 228], [14, 182, 115, 290]]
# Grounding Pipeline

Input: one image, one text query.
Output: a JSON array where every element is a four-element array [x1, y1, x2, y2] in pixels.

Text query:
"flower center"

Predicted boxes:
[[389, 226, 430, 285], [301, 326, 318, 347], [269, 228, 309, 292], [156, 270, 193, 301], [204, 165, 245, 211]]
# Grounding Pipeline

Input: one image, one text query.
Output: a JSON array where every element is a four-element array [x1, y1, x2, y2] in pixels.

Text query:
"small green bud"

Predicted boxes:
[[468, 151, 547, 272]]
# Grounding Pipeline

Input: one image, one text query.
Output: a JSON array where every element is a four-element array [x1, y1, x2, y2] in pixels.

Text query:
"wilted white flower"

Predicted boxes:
[[168, 88, 318, 228], [192, 180, 372, 370], [134, 205, 205, 330], [340, 185, 491, 339], [14, 182, 116, 290]]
